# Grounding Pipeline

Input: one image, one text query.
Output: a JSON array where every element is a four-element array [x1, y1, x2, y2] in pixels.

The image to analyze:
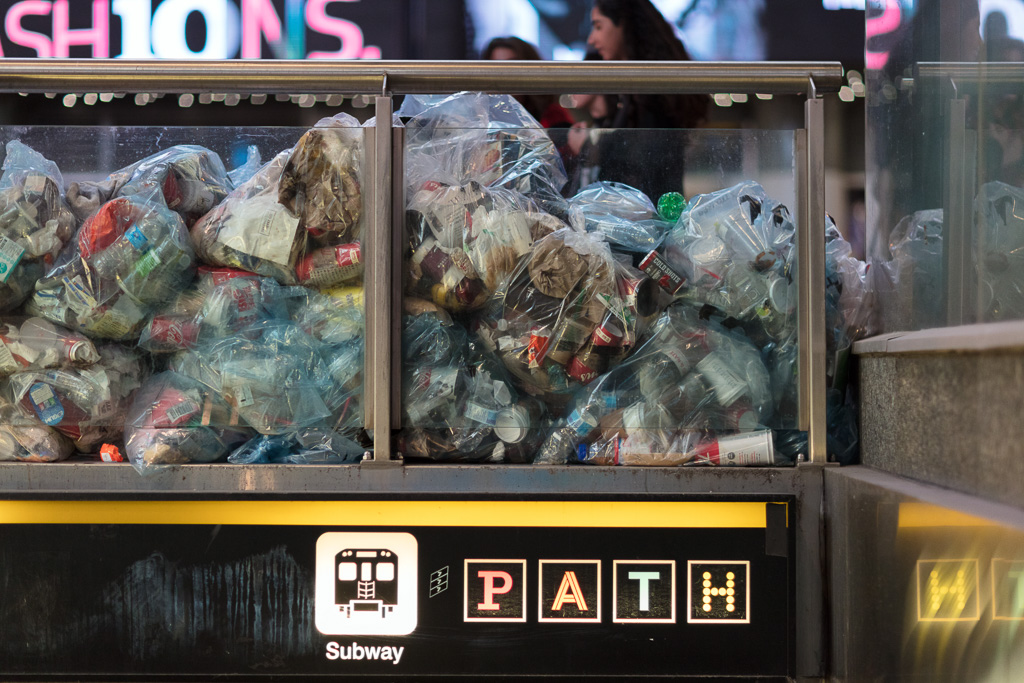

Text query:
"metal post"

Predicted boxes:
[[365, 92, 394, 464], [391, 125, 405, 433], [363, 124, 375, 434], [945, 97, 968, 325], [798, 94, 828, 464]]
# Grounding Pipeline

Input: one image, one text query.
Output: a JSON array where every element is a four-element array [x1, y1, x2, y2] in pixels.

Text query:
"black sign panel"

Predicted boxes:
[[0, 498, 793, 679]]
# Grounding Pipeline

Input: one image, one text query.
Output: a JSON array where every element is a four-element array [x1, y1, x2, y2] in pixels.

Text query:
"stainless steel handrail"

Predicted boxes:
[[0, 59, 844, 95], [916, 61, 1024, 90]]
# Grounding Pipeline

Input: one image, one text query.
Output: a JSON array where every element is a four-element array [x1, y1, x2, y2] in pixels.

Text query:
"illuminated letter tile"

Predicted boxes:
[[916, 559, 979, 622], [687, 561, 750, 624], [539, 560, 601, 623], [993, 559, 1024, 620], [464, 559, 526, 622], [613, 560, 675, 623]]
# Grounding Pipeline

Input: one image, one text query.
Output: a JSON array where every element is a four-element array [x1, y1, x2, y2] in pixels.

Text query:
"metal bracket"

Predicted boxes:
[[797, 460, 840, 469], [361, 451, 404, 468]]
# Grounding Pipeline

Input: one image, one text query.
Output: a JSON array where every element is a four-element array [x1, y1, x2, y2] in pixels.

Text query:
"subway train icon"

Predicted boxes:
[[316, 532, 418, 635], [335, 548, 399, 618]]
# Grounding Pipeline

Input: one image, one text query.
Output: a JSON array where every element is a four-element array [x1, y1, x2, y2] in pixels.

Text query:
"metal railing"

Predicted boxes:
[[0, 59, 843, 95], [0, 58, 841, 465]]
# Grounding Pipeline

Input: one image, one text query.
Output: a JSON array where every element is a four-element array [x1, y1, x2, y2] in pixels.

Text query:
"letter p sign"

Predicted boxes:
[[477, 570, 513, 610], [465, 560, 526, 622]]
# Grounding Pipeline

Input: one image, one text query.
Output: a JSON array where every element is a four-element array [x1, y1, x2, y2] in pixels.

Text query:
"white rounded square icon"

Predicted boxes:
[[315, 532, 418, 635]]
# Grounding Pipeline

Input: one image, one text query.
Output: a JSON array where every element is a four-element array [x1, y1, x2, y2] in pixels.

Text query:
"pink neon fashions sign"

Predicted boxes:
[[0, 0, 381, 59]]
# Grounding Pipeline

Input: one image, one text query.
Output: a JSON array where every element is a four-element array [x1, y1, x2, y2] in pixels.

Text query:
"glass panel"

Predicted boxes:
[[0, 124, 368, 471], [829, 472, 1024, 680], [867, 0, 1024, 330], [400, 98, 804, 467]]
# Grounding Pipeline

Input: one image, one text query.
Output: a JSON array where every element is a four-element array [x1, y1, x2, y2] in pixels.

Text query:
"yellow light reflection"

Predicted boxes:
[[916, 559, 980, 622]]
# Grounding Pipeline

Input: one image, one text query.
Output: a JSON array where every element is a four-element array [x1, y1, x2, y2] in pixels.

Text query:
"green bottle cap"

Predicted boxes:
[[657, 192, 686, 222]]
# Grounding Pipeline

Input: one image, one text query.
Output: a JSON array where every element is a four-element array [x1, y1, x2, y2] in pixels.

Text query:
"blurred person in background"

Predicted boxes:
[[482, 36, 575, 129], [587, 0, 707, 130], [567, 0, 709, 199]]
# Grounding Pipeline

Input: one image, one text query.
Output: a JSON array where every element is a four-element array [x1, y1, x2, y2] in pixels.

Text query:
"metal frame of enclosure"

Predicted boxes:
[[0, 59, 842, 681]]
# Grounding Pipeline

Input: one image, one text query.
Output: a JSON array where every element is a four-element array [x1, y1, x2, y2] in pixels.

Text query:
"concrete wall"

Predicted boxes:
[[858, 349, 1024, 509]]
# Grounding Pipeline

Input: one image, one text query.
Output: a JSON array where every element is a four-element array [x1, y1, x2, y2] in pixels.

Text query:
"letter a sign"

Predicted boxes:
[[539, 560, 601, 622]]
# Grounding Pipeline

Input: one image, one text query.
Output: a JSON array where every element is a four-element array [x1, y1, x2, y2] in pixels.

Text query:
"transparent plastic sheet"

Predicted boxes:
[[398, 303, 548, 463], [4, 342, 146, 453], [0, 419, 74, 462], [27, 186, 197, 341], [400, 92, 570, 219], [822, 217, 873, 464], [190, 150, 302, 284], [568, 181, 671, 254], [124, 370, 253, 475], [226, 145, 262, 188], [974, 181, 1024, 321], [143, 271, 365, 451], [0, 141, 77, 313], [535, 302, 781, 466], [405, 180, 562, 311], [0, 316, 100, 376], [473, 227, 662, 412], [871, 209, 945, 331], [180, 321, 333, 435], [66, 144, 232, 229], [191, 114, 364, 289]]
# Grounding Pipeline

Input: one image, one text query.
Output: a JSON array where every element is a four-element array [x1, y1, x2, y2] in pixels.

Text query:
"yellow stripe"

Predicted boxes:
[[898, 502, 1001, 529], [0, 500, 771, 528]]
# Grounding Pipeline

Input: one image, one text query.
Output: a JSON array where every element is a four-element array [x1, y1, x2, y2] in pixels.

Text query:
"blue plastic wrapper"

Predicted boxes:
[[227, 427, 363, 465]]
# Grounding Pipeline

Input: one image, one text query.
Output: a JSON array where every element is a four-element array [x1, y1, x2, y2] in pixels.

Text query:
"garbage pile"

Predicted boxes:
[[0, 93, 872, 471], [396, 92, 870, 466], [0, 114, 368, 473]]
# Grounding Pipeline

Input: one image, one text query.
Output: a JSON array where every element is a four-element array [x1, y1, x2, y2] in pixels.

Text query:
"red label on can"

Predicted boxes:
[[162, 172, 182, 209], [150, 389, 201, 428], [639, 251, 685, 294], [199, 266, 255, 285], [149, 316, 200, 348], [333, 243, 361, 269], [567, 355, 599, 384], [230, 280, 260, 315], [592, 323, 623, 347], [527, 329, 551, 368]]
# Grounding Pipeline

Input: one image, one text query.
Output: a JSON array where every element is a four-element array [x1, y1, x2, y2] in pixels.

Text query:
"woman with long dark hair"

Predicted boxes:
[[588, 0, 707, 130], [572, 0, 708, 199]]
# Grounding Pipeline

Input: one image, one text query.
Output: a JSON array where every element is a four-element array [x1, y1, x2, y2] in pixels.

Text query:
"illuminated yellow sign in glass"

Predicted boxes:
[[992, 559, 1024, 621], [916, 559, 980, 622]]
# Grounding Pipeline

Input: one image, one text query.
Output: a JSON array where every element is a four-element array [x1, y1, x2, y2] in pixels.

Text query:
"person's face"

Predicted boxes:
[[488, 46, 517, 61], [588, 7, 626, 60]]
